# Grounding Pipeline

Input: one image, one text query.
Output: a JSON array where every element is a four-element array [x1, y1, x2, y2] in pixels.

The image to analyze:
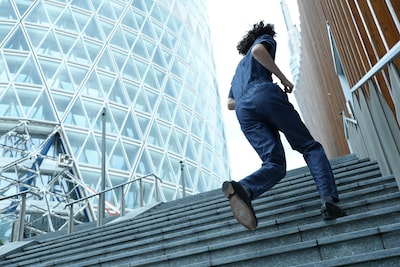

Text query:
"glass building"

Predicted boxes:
[[0, 0, 229, 241]]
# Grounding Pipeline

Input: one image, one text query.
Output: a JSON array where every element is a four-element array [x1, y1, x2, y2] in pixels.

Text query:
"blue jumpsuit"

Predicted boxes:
[[228, 34, 339, 202]]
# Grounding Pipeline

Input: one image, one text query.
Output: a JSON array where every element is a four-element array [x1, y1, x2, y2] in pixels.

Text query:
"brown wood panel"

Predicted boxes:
[[369, 0, 400, 48]]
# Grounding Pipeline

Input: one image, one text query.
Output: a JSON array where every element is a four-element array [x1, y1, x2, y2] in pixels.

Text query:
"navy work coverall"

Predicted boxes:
[[228, 34, 339, 202]]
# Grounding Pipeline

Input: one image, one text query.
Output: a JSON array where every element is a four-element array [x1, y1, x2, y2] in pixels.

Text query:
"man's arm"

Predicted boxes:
[[251, 43, 294, 93], [227, 98, 236, 110]]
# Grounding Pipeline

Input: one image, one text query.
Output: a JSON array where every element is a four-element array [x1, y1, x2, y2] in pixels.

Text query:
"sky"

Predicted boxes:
[[206, 0, 306, 180]]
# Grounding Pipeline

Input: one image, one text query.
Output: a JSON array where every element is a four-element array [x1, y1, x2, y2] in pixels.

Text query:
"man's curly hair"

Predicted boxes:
[[236, 20, 276, 55]]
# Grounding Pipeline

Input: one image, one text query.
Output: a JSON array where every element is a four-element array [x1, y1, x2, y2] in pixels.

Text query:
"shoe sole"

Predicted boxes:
[[322, 202, 346, 220], [222, 182, 257, 230]]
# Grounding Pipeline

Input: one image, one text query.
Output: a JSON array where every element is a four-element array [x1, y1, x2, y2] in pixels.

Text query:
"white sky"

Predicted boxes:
[[207, 0, 306, 180]]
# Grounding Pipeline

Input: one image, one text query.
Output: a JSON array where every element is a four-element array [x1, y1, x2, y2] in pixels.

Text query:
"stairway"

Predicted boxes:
[[1, 154, 400, 266]]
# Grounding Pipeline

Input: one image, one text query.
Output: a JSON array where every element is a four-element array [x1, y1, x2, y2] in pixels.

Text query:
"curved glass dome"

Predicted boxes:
[[0, 0, 229, 237]]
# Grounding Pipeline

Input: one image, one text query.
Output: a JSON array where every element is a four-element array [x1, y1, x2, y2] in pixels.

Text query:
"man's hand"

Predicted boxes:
[[227, 98, 236, 110], [281, 78, 294, 93]]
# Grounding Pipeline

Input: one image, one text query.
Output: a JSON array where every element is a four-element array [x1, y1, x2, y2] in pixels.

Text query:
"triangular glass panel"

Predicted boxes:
[[148, 149, 163, 176], [124, 81, 140, 104], [37, 57, 61, 84], [133, 11, 145, 30], [150, 3, 166, 24], [72, 9, 91, 33], [98, 72, 115, 96], [15, 1, 35, 18], [148, 122, 165, 147], [160, 30, 175, 50], [84, 39, 102, 63], [81, 70, 104, 98], [97, 48, 116, 72], [143, 66, 160, 89], [98, 0, 116, 20], [111, 1, 125, 19], [81, 98, 103, 126], [109, 105, 126, 131], [121, 112, 140, 140], [64, 97, 89, 127], [55, 7, 78, 32], [53, 31, 75, 55], [51, 63, 74, 91], [67, 63, 88, 90], [109, 141, 129, 171], [122, 140, 140, 169], [109, 78, 128, 105], [156, 96, 171, 121], [152, 48, 167, 69], [0, 0, 17, 20], [136, 150, 153, 174], [136, 113, 150, 136], [83, 16, 103, 40], [0, 23, 14, 46], [142, 19, 156, 40], [132, 38, 149, 59], [0, 85, 22, 117], [197, 171, 207, 192], [145, 89, 159, 113], [4, 27, 29, 51], [37, 30, 61, 57], [159, 156, 174, 183], [15, 56, 42, 85], [64, 129, 88, 157], [42, 2, 64, 24], [4, 53, 27, 79], [14, 86, 38, 115], [79, 134, 100, 165], [25, 1, 49, 24], [134, 89, 151, 113], [70, 0, 91, 11], [134, 59, 148, 83], [110, 27, 129, 50], [68, 38, 90, 64], [161, 47, 172, 66], [28, 90, 57, 122], [99, 19, 114, 38], [122, 56, 140, 81], [174, 107, 189, 129], [25, 26, 48, 49], [111, 48, 128, 72], [51, 91, 73, 119], [158, 121, 171, 144], [168, 128, 182, 154], [0, 54, 9, 81], [121, 8, 139, 30], [167, 14, 181, 33], [164, 77, 179, 99], [133, 0, 149, 13]]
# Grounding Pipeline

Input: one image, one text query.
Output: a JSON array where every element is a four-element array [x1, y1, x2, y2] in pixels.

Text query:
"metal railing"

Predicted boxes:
[[0, 190, 40, 241], [64, 173, 163, 234]]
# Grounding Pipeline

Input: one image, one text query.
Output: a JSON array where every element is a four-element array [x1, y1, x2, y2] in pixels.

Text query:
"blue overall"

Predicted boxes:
[[229, 34, 339, 202]]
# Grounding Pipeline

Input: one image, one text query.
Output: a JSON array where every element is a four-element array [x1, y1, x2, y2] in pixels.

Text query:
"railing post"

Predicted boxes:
[[155, 176, 159, 202], [139, 178, 143, 207], [68, 204, 74, 234], [120, 184, 125, 217], [180, 161, 185, 198], [98, 107, 106, 227], [17, 193, 27, 241]]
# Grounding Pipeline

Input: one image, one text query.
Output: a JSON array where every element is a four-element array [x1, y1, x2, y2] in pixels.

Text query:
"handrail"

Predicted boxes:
[[64, 173, 162, 233], [0, 190, 40, 241], [351, 41, 400, 93]]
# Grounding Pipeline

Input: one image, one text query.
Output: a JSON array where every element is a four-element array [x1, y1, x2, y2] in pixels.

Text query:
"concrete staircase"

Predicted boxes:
[[1, 154, 400, 266]]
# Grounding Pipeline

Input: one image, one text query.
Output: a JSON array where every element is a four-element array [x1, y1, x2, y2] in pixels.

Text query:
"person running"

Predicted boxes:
[[222, 21, 345, 230]]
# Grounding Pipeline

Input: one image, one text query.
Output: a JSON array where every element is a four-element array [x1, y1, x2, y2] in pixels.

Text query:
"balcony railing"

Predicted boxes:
[[64, 173, 163, 234]]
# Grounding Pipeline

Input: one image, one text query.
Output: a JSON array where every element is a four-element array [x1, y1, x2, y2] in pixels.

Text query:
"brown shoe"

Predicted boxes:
[[222, 181, 258, 230]]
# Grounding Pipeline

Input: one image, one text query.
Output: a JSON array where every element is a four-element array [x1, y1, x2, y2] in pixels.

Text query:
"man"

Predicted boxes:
[[222, 21, 345, 230]]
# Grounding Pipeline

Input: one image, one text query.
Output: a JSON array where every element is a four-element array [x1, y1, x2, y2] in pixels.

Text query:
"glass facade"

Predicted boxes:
[[0, 0, 229, 239]]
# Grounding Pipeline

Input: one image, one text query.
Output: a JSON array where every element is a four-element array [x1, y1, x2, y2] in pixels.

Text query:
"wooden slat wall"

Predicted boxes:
[[296, 0, 399, 158], [295, 0, 349, 158]]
